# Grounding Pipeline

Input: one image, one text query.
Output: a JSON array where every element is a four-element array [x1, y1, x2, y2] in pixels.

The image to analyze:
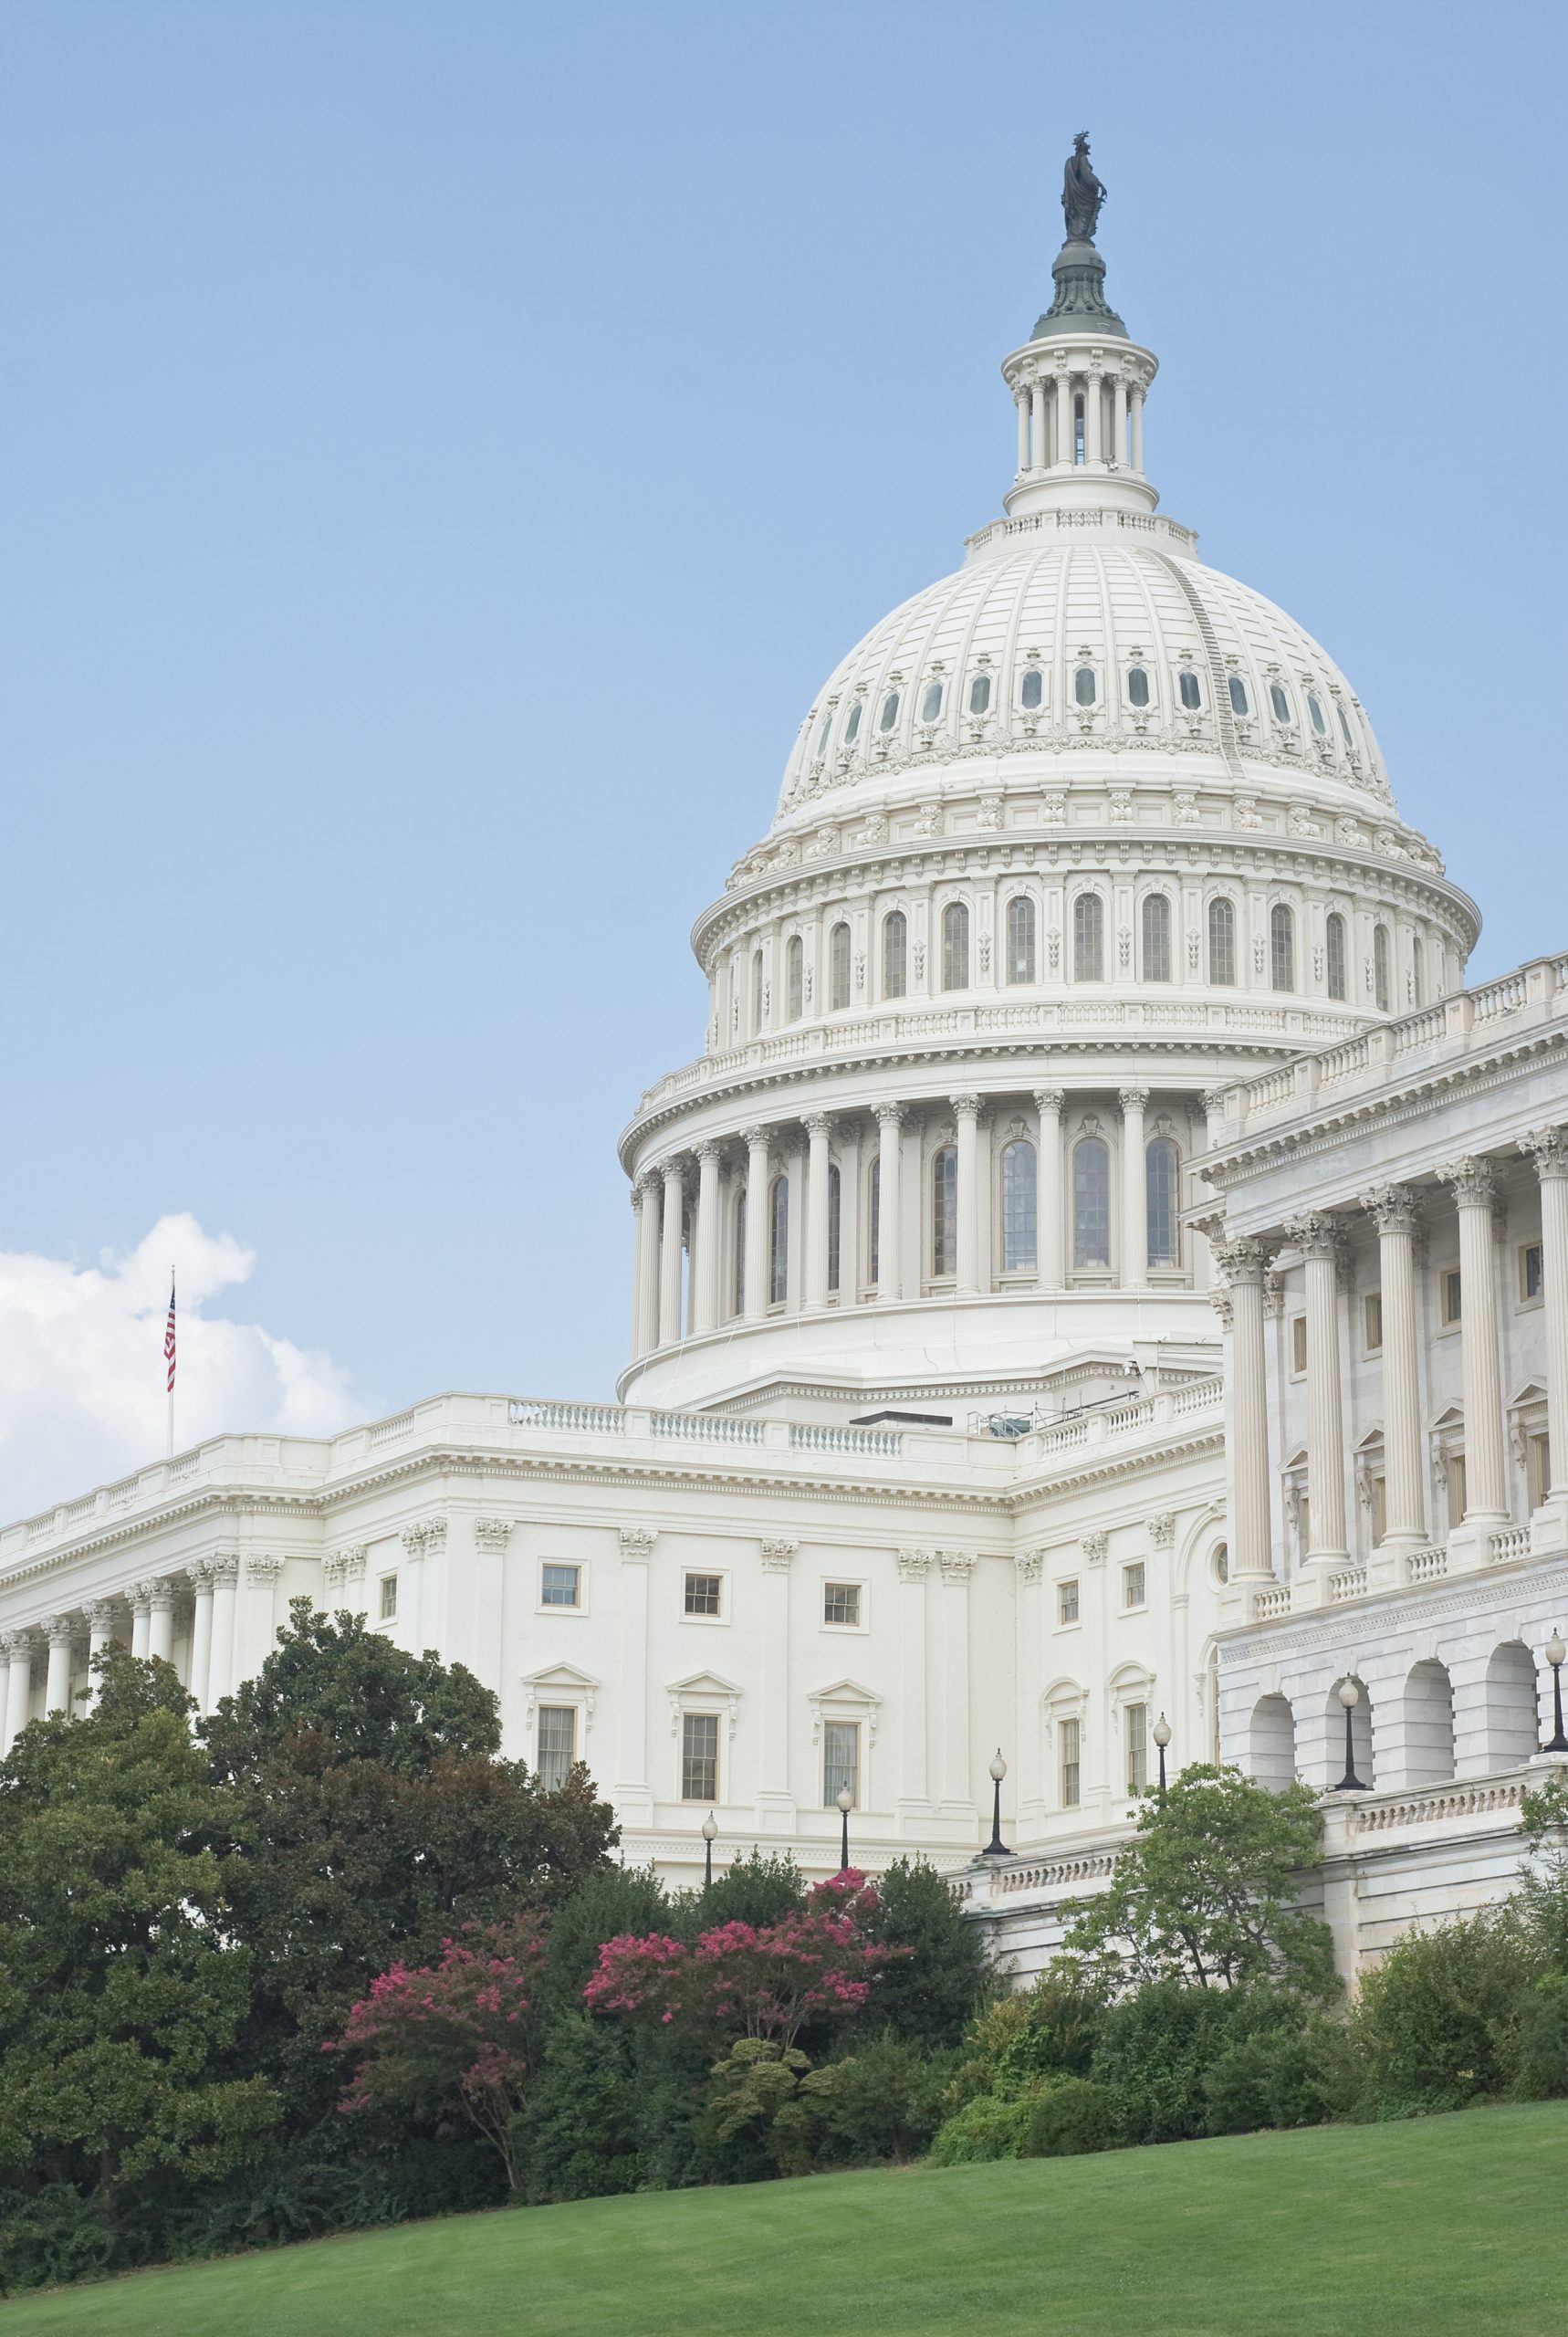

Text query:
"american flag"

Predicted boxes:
[[164, 1275, 177, 1394]]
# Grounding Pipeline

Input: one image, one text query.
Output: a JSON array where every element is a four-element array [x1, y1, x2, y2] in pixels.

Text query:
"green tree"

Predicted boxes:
[[0, 1652, 277, 2224], [1058, 1765, 1335, 1998], [866, 1857, 989, 2047]]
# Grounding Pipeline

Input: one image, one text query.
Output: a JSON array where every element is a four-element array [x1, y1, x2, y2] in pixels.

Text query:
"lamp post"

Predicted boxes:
[[1335, 1677, 1365, 1792], [701, 1808, 717, 1889], [1544, 1631, 1568, 1754], [835, 1783, 853, 1873], [984, 1748, 1010, 1858], [1153, 1712, 1172, 1801]]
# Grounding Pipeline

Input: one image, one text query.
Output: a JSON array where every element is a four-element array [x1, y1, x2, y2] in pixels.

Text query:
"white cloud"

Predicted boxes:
[[0, 1213, 363, 1522]]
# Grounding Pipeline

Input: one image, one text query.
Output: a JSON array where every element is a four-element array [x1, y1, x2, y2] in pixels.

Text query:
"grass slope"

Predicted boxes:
[[4, 2102, 1563, 2337]]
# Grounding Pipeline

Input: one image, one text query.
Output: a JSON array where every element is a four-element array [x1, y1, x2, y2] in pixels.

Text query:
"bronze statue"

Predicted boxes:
[[1061, 132, 1106, 243]]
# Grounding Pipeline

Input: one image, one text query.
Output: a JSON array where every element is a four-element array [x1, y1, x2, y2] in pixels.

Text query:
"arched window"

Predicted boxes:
[[829, 921, 851, 1011], [1006, 896, 1036, 984], [968, 672, 991, 716], [1146, 1136, 1180, 1266], [931, 1146, 957, 1278], [1020, 666, 1044, 711], [1126, 665, 1150, 708], [827, 1164, 841, 1294], [750, 949, 764, 1033], [941, 901, 970, 990], [867, 1158, 881, 1287], [1141, 893, 1172, 982], [786, 934, 804, 1022], [1270, 683, 1292, 723], [844, 700, 862, 745], [1374, 922, 1392, 1012], [1073, 893, 1104, 981], [1073, 1137, 1110, 1268], [882, 910, 908, 1000], [1001, 1139, 1037, 1273], [1412, 935, 1425, 1007], [733, 1189, 747, 1316], [878, 690, 900, 733], [814, 712, 832, 759], [768, 1175, 789, 1305], [1325, 911, 1347, 1001], [1074, 665, 1097, 707], [1073, 393, 1085, 464], [920, 681, 943, 723], [1207, 897, 1236, 985], [1228, 674, 1250, 718], [1337, 704, 1354, 749], [1270, 903, 1295, 992], [1307, 692, 1327, 736], [1179, 670, 1202, 711]]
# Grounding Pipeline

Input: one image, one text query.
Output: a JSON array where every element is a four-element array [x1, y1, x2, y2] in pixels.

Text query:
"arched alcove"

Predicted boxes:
[[1249, 1692, 1296, 1790], [1400, 1659, 1456, 1787], [1483, 1640, 1540, 1770]]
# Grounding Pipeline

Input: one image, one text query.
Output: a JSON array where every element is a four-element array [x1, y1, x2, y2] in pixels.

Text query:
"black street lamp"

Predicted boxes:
[[1544, 1631, 1568, 1754], [701, 1808, 717, 1888], [835, 1784, 853, 1873], [984, 1748, 1010, 1858], [1153, 1712, 1172, 1800], [1335, 1677, 1366, 1792]]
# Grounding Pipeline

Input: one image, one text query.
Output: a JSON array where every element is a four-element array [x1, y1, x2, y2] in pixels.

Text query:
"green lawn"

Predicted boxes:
[[4, 2102, 1563, 2337]]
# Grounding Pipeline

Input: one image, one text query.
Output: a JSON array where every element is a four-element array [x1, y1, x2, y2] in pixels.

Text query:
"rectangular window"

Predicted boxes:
[[681, 1712, 719, 1802], [684, 1572, 722, 1617], [1124, 1702, 1148, 1796], [1442, 1269, 1462, 1325], [1531, 1432, 1552, 1507], [537, 1705, 576, 1793], [1058, 1577, 1080, 1626], [822, 1581, 861, 1627], [1123, 1560, 1146, 1609], [1364, 1291, 1383, 1352], [541, 1563, 581, 1609], [1371, 1474, 1387, 1542], [1521, 1242, 1543, 1302], [378, 1573, 398, 1620], [1291, 1315, 1308, 1375], [1060, 1716, 1082, 1808], [823, 1720, 860, 1809], [1448, 1451, 1467, 1524]]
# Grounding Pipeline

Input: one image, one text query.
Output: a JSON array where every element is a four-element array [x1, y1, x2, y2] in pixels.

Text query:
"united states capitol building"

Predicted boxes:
[[5, 153, 1564, 1983]]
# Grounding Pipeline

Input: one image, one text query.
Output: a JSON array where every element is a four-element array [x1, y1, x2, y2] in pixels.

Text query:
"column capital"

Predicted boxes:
[[1, 1628, 37, 1659], [1118, 1086, 1151, 1114], [1016, 1547, 1044, 1584], [693, 1138, 724, 1168], [1082, 1531, 1108, 1565], [660, 1154, 686, 1184], [1148, 1512, 1176, 1548], [41, 1613, 76, 1648], [82, 1598, 119, 1630], [873, 1101, 905, 1130], [1208, 1284, 1235, 1329], [936, 1548, 976, 1585], [246, 1554, 286, 1583], [208, 1550, 240, 1582], [949, 1093, 982, 1124], [1521, 1126, 1568, 1180], [741, 1123, 771, 1150], [759, 1536, 799, 1572], [186, 1559, 215, 1591], [1209, 1232, 1276, 1286], [1032, 1087, 1065, 1115], [896, 1546, 931, 1582], [1361, 1182, 1422, 1235], [1437, 1155, 1498, 1208], [801, 1113, 832, 1142], [620, 1526, 657, 1563], [474, 1517, 514, 1554], [1284, 1210, 1347, 1263], [139, 1576, 175, 1610], [631, 1175, 653, 1210]]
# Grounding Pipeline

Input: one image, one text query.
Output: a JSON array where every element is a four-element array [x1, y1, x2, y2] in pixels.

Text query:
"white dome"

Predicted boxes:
[[775, 525, 1401, 838]]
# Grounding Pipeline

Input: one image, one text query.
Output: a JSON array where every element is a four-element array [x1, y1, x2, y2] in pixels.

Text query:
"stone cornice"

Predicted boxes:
[[1218, 1556, 1568, 1663]]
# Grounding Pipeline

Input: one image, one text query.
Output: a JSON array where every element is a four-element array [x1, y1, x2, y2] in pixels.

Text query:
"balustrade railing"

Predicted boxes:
[[789, 1424, 902, 1457]]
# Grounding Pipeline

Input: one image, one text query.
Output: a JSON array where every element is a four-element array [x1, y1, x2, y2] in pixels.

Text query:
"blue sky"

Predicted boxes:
[[1, 0, 1563, 1509]]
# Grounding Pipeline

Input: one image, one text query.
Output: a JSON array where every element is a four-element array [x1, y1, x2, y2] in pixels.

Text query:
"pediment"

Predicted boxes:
[[665, 1668, 744, 1701], [520, 1661, 601, 1729]]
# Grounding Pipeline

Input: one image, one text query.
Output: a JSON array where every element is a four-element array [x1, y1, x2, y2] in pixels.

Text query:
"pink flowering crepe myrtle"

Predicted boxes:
[[584, 1869, 905, 2052]]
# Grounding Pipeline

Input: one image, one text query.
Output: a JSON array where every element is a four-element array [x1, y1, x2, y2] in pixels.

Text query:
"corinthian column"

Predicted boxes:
[[757, 1537, 797, 1828], [874, 1104, 904, 1300], [692, 1139, 722, 1334], [187, 1563, 214, 1711], [146, 1577, 175, 1664], [1362, 1185, 1426, 1552], [953, 1094, 981, 1295], [804, 1116, 833, 1310], [1521, 1128, 1568, 1505], [1119, 1088, 1149, 1288], [631, 1178, 656, 1357], [743, 1126, 771, 1319], [43, 1616, 75, 1715], [895, 1550, 931, 1815], [658, 1159, 685, 1347], [1213, 1235, 1276, 1577], [1438, 1158, 1509, 1525], [1034, 1089, 1064, 1288], [207, 1552, 239, 1708], [2, 1631, 37, 1753], [1286, 1213, 1349, 1563], [84, 1599, 118, 1708]]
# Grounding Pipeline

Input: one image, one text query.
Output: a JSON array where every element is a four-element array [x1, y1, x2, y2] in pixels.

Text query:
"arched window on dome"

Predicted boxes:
[[968, 672, 992, 717], [1073, 1137, 1111, 1269], [1374, 922, 1392, 1013], [867, 1158, 881, 1288], [1074, 393, 1086, 465], [1270, 683, 1292, 724], [941, 901, 970, 990], [878, 690, 900, 734], [1074, 665, 1097, 707], [768, 1175, 789, 1305], [1073, 893, 1104, 981], [1001, 1139, 1037, 1273], [1179, 670, 1202, 711], [827, 1164, 841, 1295], [1020, 666, 1044, 711], [1141, 894, 1172, 982], [1308, 692, 1328, 736], [1126, 665, 1150, 709], [921, 681, 943, 724], [1146, 1137, 1180, 1267], [882, 910, 908, 1000], [1412, 936, 1425, 1008], [1325, 911, 1348, 1001], [931, 1146, 957, 1278], [786, 935, 804, 1022], [1270, 904, 1295, 993], [733, 1188, 747, 1317], [750, 949, 764, 1034], [1006, 896, 1036, 984], [1336, 703, 1354, 750], [829, 921, 852, 1012], [844, 700, 862, 746], [1207, 897, 1236, 986], [814, 712, 832, 760], [1228, 675, 1250, 718]]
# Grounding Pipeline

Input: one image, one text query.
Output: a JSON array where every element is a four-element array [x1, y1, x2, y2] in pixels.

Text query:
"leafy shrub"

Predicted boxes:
[[696, 1850, 805, 1931], [1090, 1977, 1244, 2143], [865, 1859, 989, 2049], [800, 2036, 957, 2165], [1019, 2077, 1118, 2157], [1202, 2014, 1358, 2134], [699, 2039, 811, 2182], [927, 2091, 1035, 2164], [1505, 1969, 1568, 2101], [991, 1975, 1106, 2090], [1353, 1913, 1531, 2114], [0, 2185, 115, 2296]]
